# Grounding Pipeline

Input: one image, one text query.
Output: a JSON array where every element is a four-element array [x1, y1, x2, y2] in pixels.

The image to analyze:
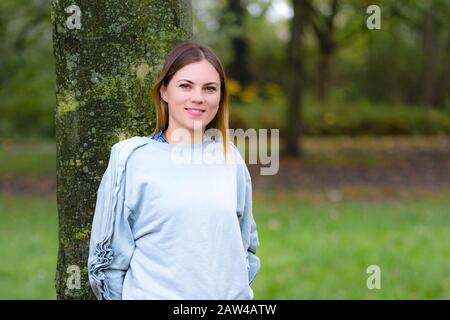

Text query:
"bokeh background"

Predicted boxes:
[[0, 0, 449, 299]]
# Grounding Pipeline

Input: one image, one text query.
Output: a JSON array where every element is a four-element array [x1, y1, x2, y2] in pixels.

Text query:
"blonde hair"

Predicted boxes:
[[151, 39, 230, 159]]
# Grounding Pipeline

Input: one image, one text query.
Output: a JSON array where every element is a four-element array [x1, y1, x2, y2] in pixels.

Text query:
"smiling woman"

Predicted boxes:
[[151, 41, 230, 151], [159, 59, 221, 142], [87, 40, 261, 300]]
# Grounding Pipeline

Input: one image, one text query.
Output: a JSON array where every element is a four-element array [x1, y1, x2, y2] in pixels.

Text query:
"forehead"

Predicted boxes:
[[172, 60, 220, 83]]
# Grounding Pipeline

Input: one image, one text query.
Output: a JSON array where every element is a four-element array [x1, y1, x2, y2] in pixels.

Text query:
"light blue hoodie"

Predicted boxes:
[[87, 134, 260, 300]]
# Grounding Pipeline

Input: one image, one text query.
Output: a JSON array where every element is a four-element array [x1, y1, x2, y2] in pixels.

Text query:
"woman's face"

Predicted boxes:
[[160, 59, 221, 135]]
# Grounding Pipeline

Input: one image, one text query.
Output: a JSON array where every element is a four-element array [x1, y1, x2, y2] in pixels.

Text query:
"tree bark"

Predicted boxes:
[[284, 0, 308, 157], [317, 43, 334, 102], [435, 34, 450, 108], [226, 0, 251, 87], [307, 0, 339, 102], [421, 10, 435, 107], [51, 0, 192, 299]]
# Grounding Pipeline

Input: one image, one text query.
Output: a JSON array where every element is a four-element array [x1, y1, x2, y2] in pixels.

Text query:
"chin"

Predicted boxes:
[[185, 120, 208, 131]]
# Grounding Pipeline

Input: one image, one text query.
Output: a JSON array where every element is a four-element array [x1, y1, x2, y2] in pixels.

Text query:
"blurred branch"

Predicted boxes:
[[256, 0, 273, 20], [304, 0, 325, 40], [326, 0, 339, 31], [389, 3, 421, 32], [0, 0, 48, 87], [13, 2, 49, 51], [304, 0, 339, 50]]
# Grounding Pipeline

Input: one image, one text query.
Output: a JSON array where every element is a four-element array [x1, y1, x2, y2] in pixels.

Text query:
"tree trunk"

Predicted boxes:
[[226, 0, 251, 87], [284, 0, 308, 157], [307, 0, 339, 103], [317, 45, 334, 102], [51, 0, 192, 299], [435, 35, 450, 108], [230, 37, 251, 86], [421, 10, 435, 107]]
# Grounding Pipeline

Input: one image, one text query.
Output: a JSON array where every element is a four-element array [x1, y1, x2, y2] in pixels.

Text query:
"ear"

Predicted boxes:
[[160, 86, 168, 103]]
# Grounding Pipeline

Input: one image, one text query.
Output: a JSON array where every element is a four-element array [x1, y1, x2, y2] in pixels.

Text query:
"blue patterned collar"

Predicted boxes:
[[150, 128, 219, 144], [150, 128, 168, 143]]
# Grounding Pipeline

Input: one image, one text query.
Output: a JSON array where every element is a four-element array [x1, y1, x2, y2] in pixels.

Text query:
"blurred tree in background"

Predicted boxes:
[[220, 0, 252, 91], [0, 0, 54, 138], [284, 0, 308, 156]]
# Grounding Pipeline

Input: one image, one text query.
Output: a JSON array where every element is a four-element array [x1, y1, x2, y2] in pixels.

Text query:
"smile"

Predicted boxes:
[[185, 108, 205, 116]]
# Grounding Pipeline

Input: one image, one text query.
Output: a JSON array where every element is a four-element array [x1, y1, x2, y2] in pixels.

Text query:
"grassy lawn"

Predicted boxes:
[[0, 194, 57, 299], [0, 192, 449, 299], [0, 142, 55, 179], [252, 192, 450, 299]]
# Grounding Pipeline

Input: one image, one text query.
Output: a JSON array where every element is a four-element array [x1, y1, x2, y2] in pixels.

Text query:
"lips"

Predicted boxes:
[[185, 108, 205, 116]]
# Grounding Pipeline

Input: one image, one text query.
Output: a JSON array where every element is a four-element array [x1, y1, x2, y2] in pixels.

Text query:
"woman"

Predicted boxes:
[[88, 40, 260, 300]]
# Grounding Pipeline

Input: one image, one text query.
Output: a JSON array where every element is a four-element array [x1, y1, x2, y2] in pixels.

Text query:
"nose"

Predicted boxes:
[[191, 87, 204, 104]]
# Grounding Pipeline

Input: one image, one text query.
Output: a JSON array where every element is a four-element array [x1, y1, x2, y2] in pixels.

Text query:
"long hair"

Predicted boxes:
[[151, 39, 230, 159]]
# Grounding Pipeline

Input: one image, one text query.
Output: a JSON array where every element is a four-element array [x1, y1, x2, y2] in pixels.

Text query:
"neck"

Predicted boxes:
[[164, 127, 205, 145]]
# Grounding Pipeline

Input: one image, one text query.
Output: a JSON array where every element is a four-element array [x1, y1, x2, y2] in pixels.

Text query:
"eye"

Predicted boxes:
[[179, 84, 191, 89], [205, 87, 217, 92]]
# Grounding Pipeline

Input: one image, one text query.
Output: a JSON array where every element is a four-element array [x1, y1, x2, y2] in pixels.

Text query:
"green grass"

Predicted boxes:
[[0, 143, 55, 179], [252, 192, 450, 299], [0, 192, 449, 299], [0, 194, 58, 299]]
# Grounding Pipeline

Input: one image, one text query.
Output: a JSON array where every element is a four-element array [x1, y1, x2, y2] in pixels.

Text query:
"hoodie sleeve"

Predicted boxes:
[[235, 148, 261, 285], [87, 143, 136, 300]]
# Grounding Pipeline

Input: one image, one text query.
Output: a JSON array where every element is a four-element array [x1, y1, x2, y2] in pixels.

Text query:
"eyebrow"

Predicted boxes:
[[177, 79, 219, 86]]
